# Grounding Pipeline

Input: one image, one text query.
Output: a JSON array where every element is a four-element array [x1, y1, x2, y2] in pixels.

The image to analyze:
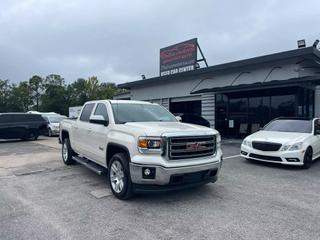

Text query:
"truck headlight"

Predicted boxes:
[[216, 133, 221, 148], [138, 137, 163, 154]]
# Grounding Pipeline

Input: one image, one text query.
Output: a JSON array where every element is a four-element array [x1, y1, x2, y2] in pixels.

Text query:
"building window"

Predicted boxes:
[[270, 95, 295, 119]]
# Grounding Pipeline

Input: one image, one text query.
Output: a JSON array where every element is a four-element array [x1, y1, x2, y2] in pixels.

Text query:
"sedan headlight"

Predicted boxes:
[[242, 139, 252, 148], [289, 142, 303, 151], [138, 137, 163, 154], [280, 144, 290, 151], [281, 142, 303, 151]]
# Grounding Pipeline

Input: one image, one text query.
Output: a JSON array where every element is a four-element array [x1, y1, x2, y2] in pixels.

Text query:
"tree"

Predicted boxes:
[[29, 75, 44, 111], [0, 79, 11, 112], [8, 81, 32, 112], [40, 84, 68, 115], [98, 82, 120, 99], [0, 75, 121, 114], [44, 74, 65, 87], [86, 76, 100, 100], [67, 78, 89, 107], [40, 74, 68, 115]]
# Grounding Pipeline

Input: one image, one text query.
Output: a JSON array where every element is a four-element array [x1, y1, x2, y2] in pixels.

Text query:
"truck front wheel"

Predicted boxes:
[[108, 153, 133, 200], [62, 138, 76, 165]]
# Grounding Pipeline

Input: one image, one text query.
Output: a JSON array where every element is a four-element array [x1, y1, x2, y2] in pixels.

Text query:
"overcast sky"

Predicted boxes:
[[1, 0, 320, 84]]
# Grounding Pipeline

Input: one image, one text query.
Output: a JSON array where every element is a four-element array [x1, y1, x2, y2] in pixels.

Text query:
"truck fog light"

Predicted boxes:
[[142, 167, 156, 179], [144, 168, 151, 176]]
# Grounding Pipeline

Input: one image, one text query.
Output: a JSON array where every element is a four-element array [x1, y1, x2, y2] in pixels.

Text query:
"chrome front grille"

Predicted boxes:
[[168, 135, 216, 160]]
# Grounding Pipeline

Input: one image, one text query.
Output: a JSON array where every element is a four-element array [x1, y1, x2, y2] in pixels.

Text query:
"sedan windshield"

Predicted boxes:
[[46, 115, 65, 123], [263, 119, 312, 133], [111, 103, 177, 124]]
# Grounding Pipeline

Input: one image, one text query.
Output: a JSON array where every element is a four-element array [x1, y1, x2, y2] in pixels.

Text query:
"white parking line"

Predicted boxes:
[[224, 154, 241, 160]]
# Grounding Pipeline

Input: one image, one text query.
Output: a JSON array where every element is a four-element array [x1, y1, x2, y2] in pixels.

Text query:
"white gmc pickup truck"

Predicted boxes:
[[59, 100, 222, 199]]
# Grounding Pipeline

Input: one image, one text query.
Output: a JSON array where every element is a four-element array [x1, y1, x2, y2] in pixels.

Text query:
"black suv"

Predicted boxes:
[[0, 113, 48, 141]]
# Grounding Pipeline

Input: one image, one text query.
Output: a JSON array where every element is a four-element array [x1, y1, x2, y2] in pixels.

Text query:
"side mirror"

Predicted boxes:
[[175, 116, 182, 122], [89, 115, 109, 126]]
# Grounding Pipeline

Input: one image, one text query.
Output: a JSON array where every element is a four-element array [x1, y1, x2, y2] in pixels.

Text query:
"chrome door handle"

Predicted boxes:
[[87, 128, 92, 132]]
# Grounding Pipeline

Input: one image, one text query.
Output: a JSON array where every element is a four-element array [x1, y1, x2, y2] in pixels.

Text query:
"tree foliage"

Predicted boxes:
[[0, 75, 121, 115]]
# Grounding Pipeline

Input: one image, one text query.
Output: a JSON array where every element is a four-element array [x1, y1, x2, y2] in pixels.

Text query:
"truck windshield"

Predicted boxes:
[[111, 103, 177, 124], [263, 119, 312, 133]]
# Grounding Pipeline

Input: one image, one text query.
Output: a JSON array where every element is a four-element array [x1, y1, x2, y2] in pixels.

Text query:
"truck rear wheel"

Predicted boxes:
[[108, 153, 133, 200], [62, 138, 76, 165]]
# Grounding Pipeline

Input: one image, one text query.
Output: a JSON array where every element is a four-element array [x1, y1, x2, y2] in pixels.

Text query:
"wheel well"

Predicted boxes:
[[106, 143, 130, 167], [28, 128, 39, 135], [61, 130, 69, 141], [307, 146, 313, 152]]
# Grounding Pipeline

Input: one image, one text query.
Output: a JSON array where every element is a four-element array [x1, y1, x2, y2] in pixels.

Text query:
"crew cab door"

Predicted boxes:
[[87, 103, 110, 165], [73, 103, 96, 157]]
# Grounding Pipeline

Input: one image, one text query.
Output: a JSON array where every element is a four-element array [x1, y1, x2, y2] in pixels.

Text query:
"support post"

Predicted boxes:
[[315, 86, 320, 117], [201, 92, 215, 128]]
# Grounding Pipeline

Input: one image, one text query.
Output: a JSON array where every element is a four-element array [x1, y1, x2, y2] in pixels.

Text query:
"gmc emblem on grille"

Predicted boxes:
[[186, 142, 207, 151]]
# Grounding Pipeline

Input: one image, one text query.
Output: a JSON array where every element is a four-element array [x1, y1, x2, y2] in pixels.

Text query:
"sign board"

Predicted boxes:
[[160, 38, 198, 76]]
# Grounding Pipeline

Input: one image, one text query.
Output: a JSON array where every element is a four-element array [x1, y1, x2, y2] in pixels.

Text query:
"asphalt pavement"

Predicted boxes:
[[0, 137, 319, 240]]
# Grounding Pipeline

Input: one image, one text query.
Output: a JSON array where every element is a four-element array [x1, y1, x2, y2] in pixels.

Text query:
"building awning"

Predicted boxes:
[[119, 46, 320, 89], [191, 75, 320, 94]]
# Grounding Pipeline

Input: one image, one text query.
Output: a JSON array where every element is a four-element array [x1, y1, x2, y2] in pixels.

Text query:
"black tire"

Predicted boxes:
[[62, 138, 76, 165], [28, 130, 39, 141], [108, 153, 133, 200], [302, 147, 313, 169]]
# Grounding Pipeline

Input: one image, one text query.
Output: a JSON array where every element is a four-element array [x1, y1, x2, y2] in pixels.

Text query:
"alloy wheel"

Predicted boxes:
[[62, 142, 68, 162], [110, 160, 125, 193]]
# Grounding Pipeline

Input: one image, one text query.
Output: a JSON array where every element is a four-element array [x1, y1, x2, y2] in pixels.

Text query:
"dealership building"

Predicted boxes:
[[116, 41, 320, 138]]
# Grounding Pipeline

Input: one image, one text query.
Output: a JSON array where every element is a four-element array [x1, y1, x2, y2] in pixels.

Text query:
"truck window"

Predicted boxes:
[[94, 103, 109, 121], [80, 103, 95, 122]]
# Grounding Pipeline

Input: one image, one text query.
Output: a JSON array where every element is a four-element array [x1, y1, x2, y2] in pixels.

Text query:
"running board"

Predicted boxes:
[[72, 156, 107, 175]]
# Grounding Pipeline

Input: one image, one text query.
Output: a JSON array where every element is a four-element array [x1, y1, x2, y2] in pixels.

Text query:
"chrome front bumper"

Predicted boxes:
[[129, 160, 222, 185]]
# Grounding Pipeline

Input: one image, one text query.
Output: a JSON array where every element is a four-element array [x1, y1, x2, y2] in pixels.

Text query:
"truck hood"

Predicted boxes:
[[124, 122, 217, 136], [246, 130, 310, 145]]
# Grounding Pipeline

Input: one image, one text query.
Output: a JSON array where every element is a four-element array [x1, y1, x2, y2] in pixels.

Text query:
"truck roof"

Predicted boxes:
[[85, 100, 153, 105]]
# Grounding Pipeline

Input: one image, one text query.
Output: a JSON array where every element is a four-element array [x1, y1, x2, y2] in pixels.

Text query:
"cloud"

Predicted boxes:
[[0, 0, 320, 84]]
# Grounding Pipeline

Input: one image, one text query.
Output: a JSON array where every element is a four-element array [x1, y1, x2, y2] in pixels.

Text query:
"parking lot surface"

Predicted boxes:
[[0, 137, 319, 240]]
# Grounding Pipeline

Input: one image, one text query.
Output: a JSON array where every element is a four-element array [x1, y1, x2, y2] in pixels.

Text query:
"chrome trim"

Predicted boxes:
[[168, 135, 216, 160], [129, 161, 221, 185]]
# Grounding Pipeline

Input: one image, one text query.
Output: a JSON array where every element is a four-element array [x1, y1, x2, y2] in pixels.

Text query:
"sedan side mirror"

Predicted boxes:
[[89, 115, 109, 126], [175, 116, 182, 122]]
